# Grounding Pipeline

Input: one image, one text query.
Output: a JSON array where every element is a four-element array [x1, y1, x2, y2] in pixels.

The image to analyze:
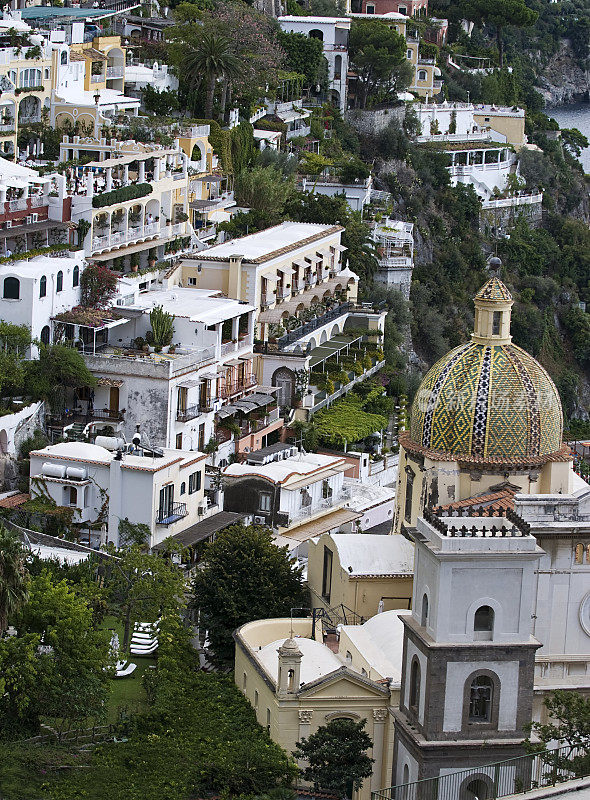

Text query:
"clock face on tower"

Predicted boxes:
[[579, 592, 590, 638]]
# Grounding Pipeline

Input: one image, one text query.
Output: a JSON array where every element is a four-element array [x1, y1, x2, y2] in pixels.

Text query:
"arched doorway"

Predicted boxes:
[[272, 367, 295, 408], [460, 776, 493, 800]]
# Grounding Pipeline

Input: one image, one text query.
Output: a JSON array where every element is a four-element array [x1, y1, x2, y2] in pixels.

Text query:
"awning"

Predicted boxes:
[[97, 377, 123, 387], [177, 379, 200, 388], [276, 108, 311, 123], [261, 273, 278, 285], [239, 354, 254, 361], [246, 393, 274, 407], [257, 306, 289, 324], [82, 48, 108, 60], [279, 508, 362, 544], [225, 359, 242, 367], [305, 254, 322, 263], [234, 400, 257, 413], [216, 405, 239, 419], [277, 264, 294, 274], [152, 511, 247, 550]]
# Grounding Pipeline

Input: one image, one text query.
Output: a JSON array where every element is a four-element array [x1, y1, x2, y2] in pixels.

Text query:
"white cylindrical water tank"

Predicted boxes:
[[95, 436, 126, 451], [42, 462, 66, 479], [65, 466, 87, 481]]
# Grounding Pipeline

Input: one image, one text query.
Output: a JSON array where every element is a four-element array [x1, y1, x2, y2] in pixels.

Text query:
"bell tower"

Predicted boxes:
[[392, 509, 542, 791], [276, 637, 302, 698]]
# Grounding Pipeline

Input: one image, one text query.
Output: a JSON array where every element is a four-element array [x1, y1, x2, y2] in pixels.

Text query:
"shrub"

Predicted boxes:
[[92, 183, 152, 209]]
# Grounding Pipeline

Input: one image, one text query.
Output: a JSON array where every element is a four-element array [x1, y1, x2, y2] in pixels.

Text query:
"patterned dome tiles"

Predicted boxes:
[[410, 342, 563, 461], [474, 277, 513, 302]]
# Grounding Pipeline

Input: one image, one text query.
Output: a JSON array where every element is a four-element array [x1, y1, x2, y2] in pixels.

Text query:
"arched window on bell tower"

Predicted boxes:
[[474, 605, 494, 640], [409, 657, 421, 713], [421, 593, 429, 628]]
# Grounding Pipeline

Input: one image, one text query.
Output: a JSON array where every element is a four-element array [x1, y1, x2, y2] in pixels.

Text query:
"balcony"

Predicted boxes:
[[91, 73, 104, 84], [276, 301, 352, 350], [0, 123, 14, 135], [91, 222, 162, 252], [220, 340, 237, 356], [276, 287, 290, 301], [220, 375, 257, 399], [106, 66, 125, 79], [176, 405, 201, 422], [156, 502, 188, 525]]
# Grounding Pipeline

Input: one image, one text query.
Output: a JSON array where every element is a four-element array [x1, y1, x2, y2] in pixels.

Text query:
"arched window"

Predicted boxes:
[[474, 605, 494, 639], [409, 658, 420, 712], [402, 765, 409, 785], [418, 70, 427, 81], [468, 675, 493, 722], [334, 54, 342, 80], [73, 265, 79, 287], [40, 325, 50, 345], [287, 668, 295, 691], [492, 310, 501, 335], [309, 29, 324, 41], [574, 543, 585, 564], [180, 482, 186, 495], [39, 275, 47, 298], [3, 276, 19, 299], [61, 51, 68, 65], [56, 270, 63, 292], [421, 593, 429, 627], [407, 48, 412, 59], [404, 466, 415, 522]]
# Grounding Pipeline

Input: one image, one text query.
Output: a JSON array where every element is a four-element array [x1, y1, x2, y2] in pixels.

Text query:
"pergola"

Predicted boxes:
[[308, 334, 363, 372]]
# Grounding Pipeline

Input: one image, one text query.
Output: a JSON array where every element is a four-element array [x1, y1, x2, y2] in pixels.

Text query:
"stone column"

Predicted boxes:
[[370, 708, 388, 791], [123, 164, 129, 184], [138, 160, 145, 182], [106, 168, 112, 191], [154, 158, 160, 181]]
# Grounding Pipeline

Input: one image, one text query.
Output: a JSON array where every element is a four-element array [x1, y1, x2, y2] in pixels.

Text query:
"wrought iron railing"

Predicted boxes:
[[156, 503, 187, 525], [277, 301, 352, 350], [176, 405, 200, 422], [372, 746, 586, 800]]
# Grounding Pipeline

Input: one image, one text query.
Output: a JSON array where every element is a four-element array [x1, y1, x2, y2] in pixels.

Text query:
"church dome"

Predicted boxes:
[[408, 278, 564, 463]]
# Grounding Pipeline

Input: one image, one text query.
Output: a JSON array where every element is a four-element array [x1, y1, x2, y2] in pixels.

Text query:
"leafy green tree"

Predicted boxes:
[[16, 570, 111, 734], [295, 718, 374, 796], [278, 31, 328, 91], [0, 320, 30, 395], [348, 20, 410, 108], [192, 524, 308, 667], [560, 128, 589, 159], [141, 85, 179, 116], [525, 690, 590, 778], [0, 633, 45, 737], [0, 525, 29, 634], [25, 344, 96, 413], [106, 546, 185, 650], [459, 0, 538, 66], [235, 166, 295, 216]]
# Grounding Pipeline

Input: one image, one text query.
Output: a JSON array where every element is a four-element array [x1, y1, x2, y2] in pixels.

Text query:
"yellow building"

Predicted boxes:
[[307, 532, 414, 620], [393, 272, 572, 533], [472, 107, 526, 147], [235, 612, 408, 800]]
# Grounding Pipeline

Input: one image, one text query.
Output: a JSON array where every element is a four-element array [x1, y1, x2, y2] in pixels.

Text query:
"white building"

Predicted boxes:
[[50, 286, 258, 455], [29, 439, 208, 548], [0, 251, 85, 352], [278, 16, 350, 113], [300, 174, 373, 213], [123, 61, 178, 98], [372, 218, 414, 298], [222, 444, 361, 551]]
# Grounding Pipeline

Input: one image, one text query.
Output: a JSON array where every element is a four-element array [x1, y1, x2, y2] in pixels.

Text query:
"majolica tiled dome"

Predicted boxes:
[[409, 278, 563, 462]]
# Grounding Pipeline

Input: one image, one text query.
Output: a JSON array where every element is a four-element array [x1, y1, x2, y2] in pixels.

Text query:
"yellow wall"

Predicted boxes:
[[393, 442, 574, 532], [473, 112, 525, 147], [308, 533, 413, 619], [235, 618, 397, 800]]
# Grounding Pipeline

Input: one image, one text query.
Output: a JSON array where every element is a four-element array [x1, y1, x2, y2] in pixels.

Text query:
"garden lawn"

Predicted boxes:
[[100, 615, 156, 723]]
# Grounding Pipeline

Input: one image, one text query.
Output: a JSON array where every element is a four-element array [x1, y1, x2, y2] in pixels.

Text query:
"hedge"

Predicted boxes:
[[314, 386, 388, 448], [0, 244, 78, 265], [92, 183, 152, 209]]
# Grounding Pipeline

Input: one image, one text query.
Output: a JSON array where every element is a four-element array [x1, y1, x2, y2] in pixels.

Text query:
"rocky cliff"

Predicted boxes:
[[536, 39, 590, 105]]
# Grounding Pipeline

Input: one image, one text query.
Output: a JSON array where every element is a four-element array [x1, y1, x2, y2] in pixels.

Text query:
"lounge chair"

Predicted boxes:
[[115, 662, 137, 678], [130, 642, 158, 656]]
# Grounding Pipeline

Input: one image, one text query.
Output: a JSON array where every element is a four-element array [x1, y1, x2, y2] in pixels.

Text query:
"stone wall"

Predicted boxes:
[[346, 106, 406, 137]]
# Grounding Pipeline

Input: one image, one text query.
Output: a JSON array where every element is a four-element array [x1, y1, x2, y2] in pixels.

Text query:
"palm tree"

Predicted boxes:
[[184, 31, 241, 120], [0, 524, 29, 634]]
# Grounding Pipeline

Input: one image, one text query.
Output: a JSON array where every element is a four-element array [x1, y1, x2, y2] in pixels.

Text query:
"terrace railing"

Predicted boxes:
[[372, 746, 586, 800]]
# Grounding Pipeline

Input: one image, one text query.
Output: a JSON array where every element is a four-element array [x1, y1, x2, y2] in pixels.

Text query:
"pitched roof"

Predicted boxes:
[[475, 277, 512, 302], [434, 484, 518, 514]]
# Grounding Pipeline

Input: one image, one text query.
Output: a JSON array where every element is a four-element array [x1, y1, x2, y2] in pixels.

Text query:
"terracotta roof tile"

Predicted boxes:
[[0, 493, 29, 509]]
